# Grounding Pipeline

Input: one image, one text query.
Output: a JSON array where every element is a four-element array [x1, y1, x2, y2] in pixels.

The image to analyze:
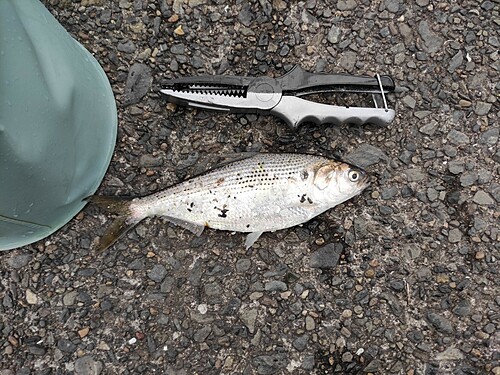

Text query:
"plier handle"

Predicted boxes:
[[160, 65, 396, 129]]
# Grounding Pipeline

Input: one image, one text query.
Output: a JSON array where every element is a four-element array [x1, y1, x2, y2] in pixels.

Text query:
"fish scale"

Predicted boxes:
[[89, 153, 370, 250]]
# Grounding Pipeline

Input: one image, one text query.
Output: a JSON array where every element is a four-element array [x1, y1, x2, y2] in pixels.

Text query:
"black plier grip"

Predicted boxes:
[[161, 65, 396, 128]]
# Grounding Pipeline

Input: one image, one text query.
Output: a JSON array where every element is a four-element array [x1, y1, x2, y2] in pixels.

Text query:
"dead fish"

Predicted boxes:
[[88, 153, 370, 250]]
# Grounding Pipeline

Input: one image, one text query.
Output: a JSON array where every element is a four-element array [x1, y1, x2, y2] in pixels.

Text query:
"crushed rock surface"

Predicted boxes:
[[1, 0, 498, 374]]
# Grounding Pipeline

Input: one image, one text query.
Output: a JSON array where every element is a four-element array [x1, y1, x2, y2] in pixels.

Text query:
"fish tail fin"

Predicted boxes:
[[86, 196, 143, 251]]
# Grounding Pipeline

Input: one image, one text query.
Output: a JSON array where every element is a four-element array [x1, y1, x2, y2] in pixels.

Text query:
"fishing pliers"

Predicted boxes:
[[160, 65, 396, 129]]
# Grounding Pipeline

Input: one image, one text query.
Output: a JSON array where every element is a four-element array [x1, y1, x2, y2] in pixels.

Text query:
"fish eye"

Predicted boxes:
[[348, 170, 360, 182]]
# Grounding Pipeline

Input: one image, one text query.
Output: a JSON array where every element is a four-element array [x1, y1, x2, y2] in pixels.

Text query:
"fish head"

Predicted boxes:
[[312, 161, 370, 204]]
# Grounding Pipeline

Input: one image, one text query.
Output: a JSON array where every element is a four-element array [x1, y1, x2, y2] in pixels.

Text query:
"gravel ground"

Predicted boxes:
[[1, 0, 499, 374]]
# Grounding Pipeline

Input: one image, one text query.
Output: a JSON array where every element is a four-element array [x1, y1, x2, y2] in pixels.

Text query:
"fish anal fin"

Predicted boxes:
[[98, 217, 140, 251], [165, 216, 205, 236], [245, 231, 264, 249]]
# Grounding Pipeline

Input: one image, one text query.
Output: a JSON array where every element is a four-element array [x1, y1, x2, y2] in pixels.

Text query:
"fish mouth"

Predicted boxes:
[[358, 172, 371, 190]]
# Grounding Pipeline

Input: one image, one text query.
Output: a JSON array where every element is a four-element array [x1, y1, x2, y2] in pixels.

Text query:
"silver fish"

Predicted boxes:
[[89, 153, 370, 250]]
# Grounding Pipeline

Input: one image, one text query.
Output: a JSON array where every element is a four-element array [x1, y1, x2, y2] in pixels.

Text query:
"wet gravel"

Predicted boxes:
[[1, 0, 499, 374]]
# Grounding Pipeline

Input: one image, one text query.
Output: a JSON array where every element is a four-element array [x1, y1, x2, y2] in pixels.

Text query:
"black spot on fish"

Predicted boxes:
[[190, 202, 194, 207], [246, 224, 250, 228], [307, 197, 313, 204], [300, 194, 307, 203], [218, 208, 229, 218], [300, 170, 309, 180]]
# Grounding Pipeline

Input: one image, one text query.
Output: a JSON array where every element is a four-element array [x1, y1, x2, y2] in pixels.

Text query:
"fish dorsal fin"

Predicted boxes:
[[313, 163, 337, 190], [164, 216, 205, 236], [245, 231, 264, 249], [213, 152, 260, 168]]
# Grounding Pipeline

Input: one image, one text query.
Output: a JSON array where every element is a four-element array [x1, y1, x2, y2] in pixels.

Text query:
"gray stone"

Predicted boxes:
[[191, 55, 204, 69], [444, 145, 458, 157], [495, 149, 500, 163], [63, 290, 78, 306], [238, 4, 253, 26], [253, 354, 288, 375], [448, 228, 462, 243], [419, 121, 438, 136], [452, 300, 471, 317], [338, 51, 357, 72], [426, 312, 454, 334], [399, 150, 413, 164], [448, 51, 463, 73], [447, 129, 470, 145], [435, 346, 464, 361], [301, 10, 319, 26], [193, 326, 212, 342], [401, 245, 421, 261], [345, 144, 389, 168], [448, 161, 465, 174], [240, 308, 258, 333], [337, 0, 357, 10], [123, 63, 152, 106], [418, 21, 444, 53], [170, 44, 185, 55], [479, 127, 499, 145], [301, 354, 315, 370], [460, 172, 478, 187], [128, 258, 145, 270], [379, 292, 402, 316], [28, 345, 46, 356], [472, 190, 494, 205], [474, 102, 492, 116], [100, 9, 112, 24], [292, 334, 310, 351], [188, 0, 207, 6], [57, 339, 77, 353], [416, 267, 432, 280], [414, 110, 432, 119], [235, 258, 251, 273], [279, 45, 290, 57], [309, 243, 343, 268], [117, 40, 136, 53], [490, 183, 500, 202], [364, 359, 383, 372], [381, 186, 398, 200], [389, 279, 405, 292], [404, 168, 425, 182], [75, 356, 103, 375], [97, 285, 113, 298], [7, 253, 31, 269], [473, 217, 488, 232], [147, 264, 167, 282], [385, 0, 400, 12], [353, 217, 368, 239], [160, 277, 175, 293], [402, 95, 416, 109], [305, 315, 316, 330], [264, 280, 287, 292], [139, 154, 163, 167], [205, 282, 222, 296], [327, 25, 341, 44]]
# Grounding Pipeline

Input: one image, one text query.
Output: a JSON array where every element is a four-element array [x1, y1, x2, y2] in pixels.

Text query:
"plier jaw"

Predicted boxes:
[[161, 65, 396, 129], [161, 75, 282, 112]]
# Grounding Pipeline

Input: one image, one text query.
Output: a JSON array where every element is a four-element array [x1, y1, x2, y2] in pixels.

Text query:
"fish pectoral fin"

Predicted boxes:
[[245, 231, 264, 249], [164, 216, 205, 236]]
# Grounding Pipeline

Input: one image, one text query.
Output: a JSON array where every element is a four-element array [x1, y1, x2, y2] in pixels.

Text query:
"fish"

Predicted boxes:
[[88, 153, 370, 250]]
